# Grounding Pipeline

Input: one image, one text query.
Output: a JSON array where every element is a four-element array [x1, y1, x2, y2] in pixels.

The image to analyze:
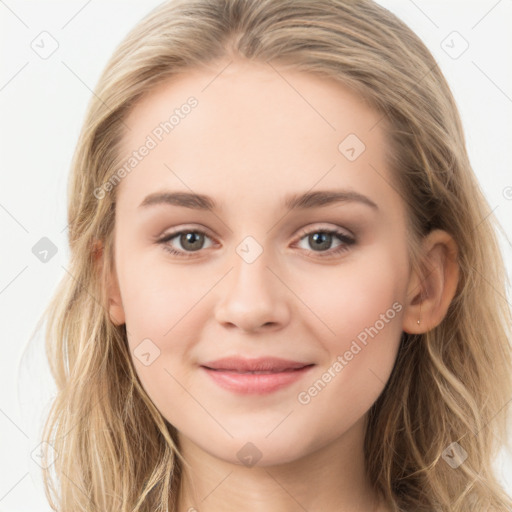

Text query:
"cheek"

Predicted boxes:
[[298, 246, 406, 347], [116, 252, 202, 396], [294, 247, 406, 405], [119, 247, 200, 336], [120, 275, 203, 423]]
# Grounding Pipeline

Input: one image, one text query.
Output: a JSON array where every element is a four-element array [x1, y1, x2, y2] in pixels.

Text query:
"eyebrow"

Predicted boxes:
[[138, 189, 379, 211]]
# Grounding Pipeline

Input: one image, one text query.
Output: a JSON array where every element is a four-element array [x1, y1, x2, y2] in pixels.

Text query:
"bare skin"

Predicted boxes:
[[103, 57, 459, 512]]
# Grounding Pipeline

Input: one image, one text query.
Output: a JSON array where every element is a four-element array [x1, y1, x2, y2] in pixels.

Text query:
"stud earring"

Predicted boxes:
[[417, 302, 422, 325]]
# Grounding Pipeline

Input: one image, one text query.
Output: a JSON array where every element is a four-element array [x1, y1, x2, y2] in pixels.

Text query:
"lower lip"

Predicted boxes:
[[201, 365, 314, 394]]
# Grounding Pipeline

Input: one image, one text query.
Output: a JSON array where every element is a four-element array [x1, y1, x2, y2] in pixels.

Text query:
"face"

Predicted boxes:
[[108, 58, 412, 466]]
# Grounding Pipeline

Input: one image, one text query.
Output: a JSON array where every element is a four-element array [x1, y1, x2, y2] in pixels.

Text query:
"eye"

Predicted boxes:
[[157, 228, 215, 257], [156, 225, 356, 259], [294, 226, 355, 258]]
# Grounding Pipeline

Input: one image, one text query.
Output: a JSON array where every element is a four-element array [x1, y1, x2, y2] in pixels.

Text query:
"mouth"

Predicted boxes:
[[200, 356, 313, 373], [203, 367, 311, 374], [200, 359, 315, 394]]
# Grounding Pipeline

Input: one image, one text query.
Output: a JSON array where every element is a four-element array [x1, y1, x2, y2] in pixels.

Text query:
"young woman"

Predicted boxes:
[[39, 0, 512, 510]]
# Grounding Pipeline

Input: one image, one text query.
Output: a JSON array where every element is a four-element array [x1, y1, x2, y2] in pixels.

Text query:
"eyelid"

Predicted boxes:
[[293, 222, 354, 241], [156, 223, 215, 240], [157, 222, 353, 243]]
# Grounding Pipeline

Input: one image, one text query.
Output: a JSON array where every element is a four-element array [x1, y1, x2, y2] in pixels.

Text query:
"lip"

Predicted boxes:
[[200, 356, 315, 394]]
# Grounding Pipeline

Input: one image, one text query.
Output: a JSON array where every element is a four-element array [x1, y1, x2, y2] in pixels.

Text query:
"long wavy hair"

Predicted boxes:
[[36, 0, 512, 510]]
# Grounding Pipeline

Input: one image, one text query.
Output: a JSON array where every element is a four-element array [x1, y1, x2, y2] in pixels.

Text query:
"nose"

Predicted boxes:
[[214, 248, 290, 334]]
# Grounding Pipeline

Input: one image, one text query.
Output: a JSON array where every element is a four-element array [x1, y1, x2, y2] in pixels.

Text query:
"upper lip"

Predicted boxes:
[[201, 356, 313, 372]]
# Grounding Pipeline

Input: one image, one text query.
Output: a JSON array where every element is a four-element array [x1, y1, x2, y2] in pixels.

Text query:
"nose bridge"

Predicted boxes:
[[214, 234, 289, 332], [232, 236, 273, 294]]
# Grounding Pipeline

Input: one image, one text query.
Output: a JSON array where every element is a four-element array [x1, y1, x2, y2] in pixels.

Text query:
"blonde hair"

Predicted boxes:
[[37, 0, 512, 510]]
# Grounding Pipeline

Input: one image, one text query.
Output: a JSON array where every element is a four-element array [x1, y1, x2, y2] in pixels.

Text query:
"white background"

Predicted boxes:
[[1, 0, 511, 509]]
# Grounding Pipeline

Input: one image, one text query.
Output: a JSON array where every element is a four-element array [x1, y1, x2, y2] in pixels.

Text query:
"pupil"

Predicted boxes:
[[182, 232, 203, 251], [310, 232, 331, 251]]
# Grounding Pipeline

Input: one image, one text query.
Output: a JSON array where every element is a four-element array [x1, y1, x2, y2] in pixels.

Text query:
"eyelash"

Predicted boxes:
[[156, 225, 356, 259]]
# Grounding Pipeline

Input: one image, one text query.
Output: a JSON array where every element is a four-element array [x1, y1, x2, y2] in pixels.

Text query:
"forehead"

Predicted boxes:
[[115, 59, 396, 215]]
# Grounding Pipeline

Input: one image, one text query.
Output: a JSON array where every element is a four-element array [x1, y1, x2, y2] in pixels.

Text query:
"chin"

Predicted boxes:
[[203, 434, 311, 469]]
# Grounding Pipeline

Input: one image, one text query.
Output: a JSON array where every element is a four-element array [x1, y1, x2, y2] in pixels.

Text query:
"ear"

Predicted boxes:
[[402, 229, 459, 334], [92, 238, 126, 326]]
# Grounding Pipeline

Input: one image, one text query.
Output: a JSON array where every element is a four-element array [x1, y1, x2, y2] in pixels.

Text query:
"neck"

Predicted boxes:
[[175, 416, 384, 512]]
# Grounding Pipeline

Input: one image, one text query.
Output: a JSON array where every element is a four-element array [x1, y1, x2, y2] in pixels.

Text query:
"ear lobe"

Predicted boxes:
[[92, 238, 126, 326], [402, 229, 459, 334]]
